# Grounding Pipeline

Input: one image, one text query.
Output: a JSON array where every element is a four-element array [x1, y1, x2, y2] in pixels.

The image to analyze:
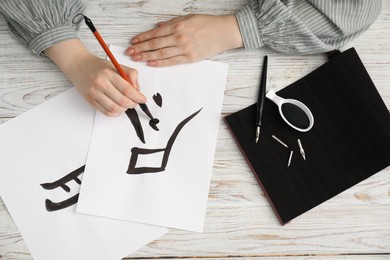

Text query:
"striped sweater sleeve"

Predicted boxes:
[[0, 0, 86, 56], [235, 0, 382, 54]]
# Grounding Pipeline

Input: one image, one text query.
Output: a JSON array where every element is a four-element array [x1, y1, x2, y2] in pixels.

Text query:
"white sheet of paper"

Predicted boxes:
[[0, 88, 167, 260], [77, 45, 228, 232]]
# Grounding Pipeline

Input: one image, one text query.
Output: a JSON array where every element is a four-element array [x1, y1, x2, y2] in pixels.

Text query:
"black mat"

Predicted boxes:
[[224, 48, 390, 224]]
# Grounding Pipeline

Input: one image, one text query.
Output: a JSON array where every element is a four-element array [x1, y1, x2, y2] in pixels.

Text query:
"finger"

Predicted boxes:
[[110, 72, 146, 104], [127, 69, 141, 91], [131, 15, 190, 45], [94, 100, 120, 117], [132, 46, 182, 62], [131, 25, 173, 45], [99, 89, 131, 112], [148, 55, 189, 67], [127, 34, 176, 56], [94, 92, 126, 117], [102, 83, 138, 109]]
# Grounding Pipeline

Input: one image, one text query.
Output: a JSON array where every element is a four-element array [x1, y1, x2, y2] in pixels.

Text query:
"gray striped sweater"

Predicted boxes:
[[0, 0, 382, 56], [235, 0, 382, 53]]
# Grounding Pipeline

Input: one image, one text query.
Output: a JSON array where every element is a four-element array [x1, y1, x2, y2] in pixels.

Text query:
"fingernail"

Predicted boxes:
[[126, 48, 134, 55], [132, 54, 141, 61], [132, 38, 139, 44]]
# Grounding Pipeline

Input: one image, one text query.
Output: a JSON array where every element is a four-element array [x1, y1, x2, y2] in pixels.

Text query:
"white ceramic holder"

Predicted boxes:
[[266, 89, 314, 132]]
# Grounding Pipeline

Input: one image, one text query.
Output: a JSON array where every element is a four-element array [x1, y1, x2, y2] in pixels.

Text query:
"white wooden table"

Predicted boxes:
[[1, 1, 389, 259]]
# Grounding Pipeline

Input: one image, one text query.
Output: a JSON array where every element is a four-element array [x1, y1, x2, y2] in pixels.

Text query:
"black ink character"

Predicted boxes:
[[40, 165, 85, 212], [149, 117, 160, 132], [140, 104, 160, 131], [127, 108, 202, 174], [125, 94, 162, 143], [125, 109, 146, 143], [153, 93, 163, 107]]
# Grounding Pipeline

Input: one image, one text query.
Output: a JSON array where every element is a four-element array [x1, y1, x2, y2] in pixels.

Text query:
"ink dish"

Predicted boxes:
[[266, 89, 314, 132], [281, 103, 310, 129]]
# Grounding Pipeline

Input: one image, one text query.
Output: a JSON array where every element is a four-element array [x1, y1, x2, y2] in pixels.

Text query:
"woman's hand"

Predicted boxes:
[[126, 14, 243, 67], [45, 39, 146, 116]]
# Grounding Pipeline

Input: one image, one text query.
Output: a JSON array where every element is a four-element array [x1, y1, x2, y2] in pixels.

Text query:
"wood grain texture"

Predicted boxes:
[[0, 1, 389, 259]]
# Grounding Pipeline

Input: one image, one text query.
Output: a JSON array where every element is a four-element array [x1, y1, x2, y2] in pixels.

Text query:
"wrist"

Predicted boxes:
[[44, 39, 91, 79], [219, 15, 244, 51]]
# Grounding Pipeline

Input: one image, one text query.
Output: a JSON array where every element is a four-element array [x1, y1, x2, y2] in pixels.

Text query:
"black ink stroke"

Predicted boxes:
[[127, 108, 202, 174], [153, 93, 163, 107], [139, 104, 160, 131], [125, 108, 146, 143], [40, 165, 85, 212], [149, 118, 159, 131], [40, 166, 84, 191], [44, 194, 79, 212]]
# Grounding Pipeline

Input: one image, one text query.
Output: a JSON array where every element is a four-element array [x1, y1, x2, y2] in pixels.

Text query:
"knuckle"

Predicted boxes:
[[183, 46, 197, 61], [107, 103, 120, 114], [151, 29, 160, 38], [122, 86, 133, 97], [158, 48, 167, 58], [173, 22, 185, 31], [91, 78, 105, 91], [101, 67, 112, 75], [150, 39, 159, 49], [117, 96, 129, 108], [85, 93, 96, 105], [171, 57, 180, 64], [85, 95, 95, 106], [175, 34, 187, 44]]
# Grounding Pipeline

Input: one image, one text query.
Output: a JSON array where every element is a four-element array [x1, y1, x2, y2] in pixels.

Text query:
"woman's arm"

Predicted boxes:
[[0, 0, 146, 116], [236, 0, 382, 53], [0, 0, 86, 56], [126, 0, 382, 67]]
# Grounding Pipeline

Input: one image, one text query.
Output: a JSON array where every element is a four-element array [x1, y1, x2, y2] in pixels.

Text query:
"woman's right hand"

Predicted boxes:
[[45, 39, 146, 117]]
